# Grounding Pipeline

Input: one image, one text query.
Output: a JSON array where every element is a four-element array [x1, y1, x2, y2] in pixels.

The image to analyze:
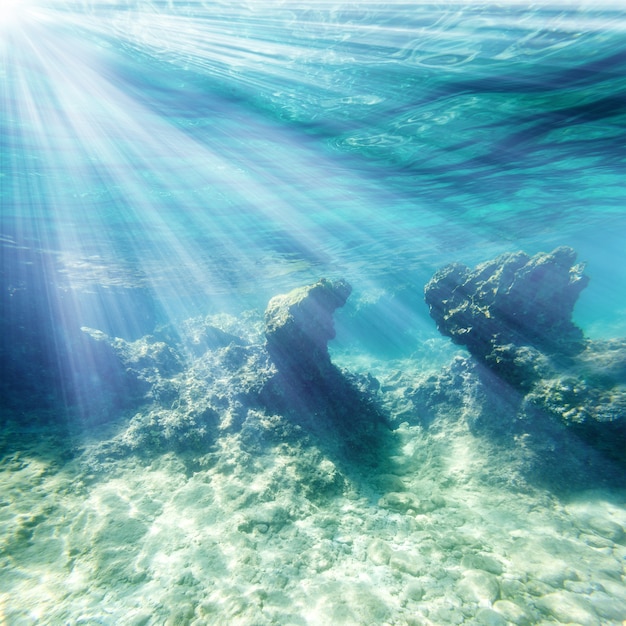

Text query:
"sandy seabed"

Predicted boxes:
[[1, 357, 626, 626]]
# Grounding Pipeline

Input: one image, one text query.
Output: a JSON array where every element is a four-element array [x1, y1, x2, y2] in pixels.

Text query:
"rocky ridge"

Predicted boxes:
[[61, 250, 625, 489]]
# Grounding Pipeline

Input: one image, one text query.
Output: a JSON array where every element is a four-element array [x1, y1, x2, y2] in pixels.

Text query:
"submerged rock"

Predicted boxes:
[[77, 316, 272, 457], [79, 282, 392, 472], [82, 327, 184, 381], [418, 247, 626, 485], [262, 278, 390, 465], [264, 278, 351, 381], [521, 339, 626, 463], [424, 246, 588, 386], [456, 569, 500, 604]]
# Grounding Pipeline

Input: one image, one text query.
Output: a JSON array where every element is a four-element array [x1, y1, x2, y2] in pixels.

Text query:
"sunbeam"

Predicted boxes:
[[4, 0, 465, 423], [0, 0, 28, 27], [2, 4, 626, 622], [3, 0, 626, 413]]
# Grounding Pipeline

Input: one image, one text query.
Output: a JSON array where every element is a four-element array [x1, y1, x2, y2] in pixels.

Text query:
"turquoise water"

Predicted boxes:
[[1, 2, 626, 625], [3, 2, 626, 334]]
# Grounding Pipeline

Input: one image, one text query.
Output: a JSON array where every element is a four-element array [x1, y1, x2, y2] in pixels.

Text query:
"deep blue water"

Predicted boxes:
[[1, 1, 626, 396]]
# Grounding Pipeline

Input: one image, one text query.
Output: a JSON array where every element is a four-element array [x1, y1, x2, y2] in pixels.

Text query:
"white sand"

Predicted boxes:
[[1, 360, 625, 625]]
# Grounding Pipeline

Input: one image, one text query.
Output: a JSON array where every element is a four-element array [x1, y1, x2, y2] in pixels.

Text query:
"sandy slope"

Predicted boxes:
[[1, 385, 625, 626]]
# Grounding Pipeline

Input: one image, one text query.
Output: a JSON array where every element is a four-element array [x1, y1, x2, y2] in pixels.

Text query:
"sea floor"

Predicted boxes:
[[2, 352, 626, 626]]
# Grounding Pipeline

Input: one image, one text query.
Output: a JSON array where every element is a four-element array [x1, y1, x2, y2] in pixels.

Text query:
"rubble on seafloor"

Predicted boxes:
[[1, 252, 626, 625]]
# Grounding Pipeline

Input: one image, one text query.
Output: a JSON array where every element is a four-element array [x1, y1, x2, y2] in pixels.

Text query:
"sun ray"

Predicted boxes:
[[3, 0, 626, 419]]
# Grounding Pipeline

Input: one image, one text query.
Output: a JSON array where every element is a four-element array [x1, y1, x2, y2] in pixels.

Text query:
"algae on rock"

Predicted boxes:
[[416, 247, 626, 487]]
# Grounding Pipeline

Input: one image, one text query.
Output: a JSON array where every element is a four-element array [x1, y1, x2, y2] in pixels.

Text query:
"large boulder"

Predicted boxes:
[[424, 246, 589, 386], [262, 279, 390, 465], [265, 278, 351, 381], [419, 247, 626, 479]]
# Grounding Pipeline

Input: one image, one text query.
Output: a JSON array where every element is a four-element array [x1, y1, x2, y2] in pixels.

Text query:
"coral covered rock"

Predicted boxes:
[[520, 338, 626, 463], [262, 278, 391, 466], [419, 247, 626, 482], [79, 286, 390, 469]]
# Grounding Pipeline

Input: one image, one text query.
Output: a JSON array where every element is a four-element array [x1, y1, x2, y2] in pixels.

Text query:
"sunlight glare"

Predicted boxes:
[[0, 0, 28, 28]]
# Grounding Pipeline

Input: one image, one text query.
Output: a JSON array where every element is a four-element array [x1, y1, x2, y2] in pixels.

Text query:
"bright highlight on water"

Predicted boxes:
[[1, 2, 626, 625]]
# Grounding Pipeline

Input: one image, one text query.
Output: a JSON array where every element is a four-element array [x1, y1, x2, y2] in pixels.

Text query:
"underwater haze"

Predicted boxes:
[[1, 1, 626, 625]]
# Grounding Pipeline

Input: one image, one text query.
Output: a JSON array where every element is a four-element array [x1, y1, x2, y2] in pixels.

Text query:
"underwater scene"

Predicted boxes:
[[2, 1, 626, 624]]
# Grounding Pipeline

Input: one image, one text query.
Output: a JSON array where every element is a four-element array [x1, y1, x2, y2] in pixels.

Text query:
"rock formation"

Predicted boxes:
[[264, 278, 352, 382], [417, 246, 625, 479], [261, 278, 390, 466], [74, 280, 390, 469], [424, 246, 588, 388]]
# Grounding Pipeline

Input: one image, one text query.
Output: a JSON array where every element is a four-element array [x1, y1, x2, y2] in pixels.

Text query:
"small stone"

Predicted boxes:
[[588, 590, 626, 621], [367, 539, 392, 565], [404, 581, 424, 601], [586, 516, 625, 543], [373, 473, 406, 492], [461, 553, 504, 575], [564, 580, 604, 594], [165, 603, 196, 626], [493, 600, 532, 625], [579, 531, 615, 548], [314, 557, 333, 573], [428, 605, 465, 624], [415, 498, 442, 514], [475, 608, 507, 626], [597, 557, 624, 579], [430, 494, 446, 509], [378, 491, 421, 513], [525, 579, 556, 598], [389, 550, 423, 577], [334, 535, 352, 545], [537, 591, 600, 626], [599, 578, 626, 602], [498, 578, 525, 599], [456, 569, 500, 604]]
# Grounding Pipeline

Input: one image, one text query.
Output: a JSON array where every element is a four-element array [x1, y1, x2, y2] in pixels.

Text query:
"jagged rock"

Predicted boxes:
[[419, 248, 626, 484], [520, 339, 626, 464], [424, 246, 589, 386], [262, 279, 366, 413], [261, 279, 392, 467], [81, 327, 183, 388], [264, 278, 351, 381], [79, 289, 391, 468], [120, 405, 220, 453]]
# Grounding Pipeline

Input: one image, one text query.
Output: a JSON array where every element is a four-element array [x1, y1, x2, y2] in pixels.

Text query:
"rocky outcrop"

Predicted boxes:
[[418, 247, 626, 478], [79, 317, 274, 455], [262, 279, 389, 463], [78, 282, 390, 469], [424, 246, 588, 388], [382, 350, 625, 490], [264, 278, 351, 381]]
